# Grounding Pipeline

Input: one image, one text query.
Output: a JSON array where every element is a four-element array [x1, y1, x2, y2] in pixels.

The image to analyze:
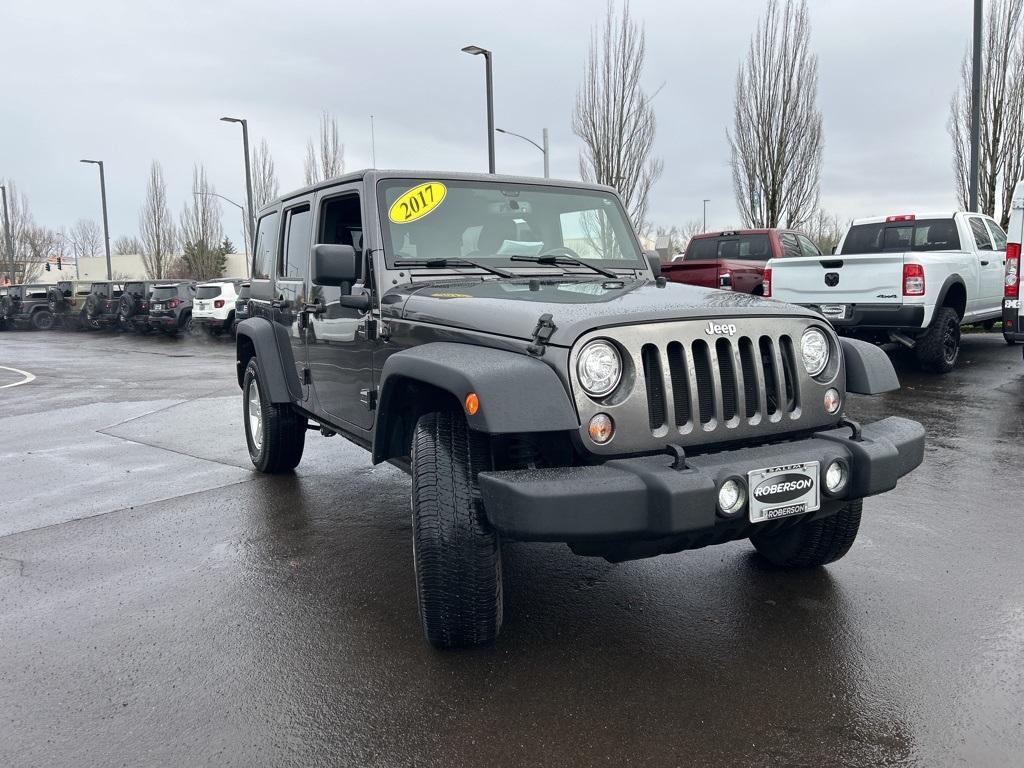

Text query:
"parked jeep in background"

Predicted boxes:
[[1002, 181, 1023, 345], [0, 285, 12, 330], [766, 212, 1006, 372], [231, 281, 252, 334], [81, 281, 125, 329], [192, 280, 242, 336], [663, 228, 819, 294], [4, 284, 55, 330], [235, 170, 925, 650], [48, 280, 93, 329], [147, 282, 196, 335], [118, 280, 156, 333]]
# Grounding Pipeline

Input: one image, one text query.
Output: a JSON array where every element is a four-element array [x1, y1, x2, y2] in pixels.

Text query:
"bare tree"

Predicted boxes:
[[113, 235, 144, 255], [304, 110, 345, 185], [139, 161, 178, 280], [180, 165, 226, 281], [573, 1, 663, 233], [68, 219, 103, 261], [729, 0, 823, 229], [807, 209, 849, 254], [950, 0, 1024, 228], [0, 180, 59, 283], [252, 139, 280, 210], [654, 219, 703, 257]]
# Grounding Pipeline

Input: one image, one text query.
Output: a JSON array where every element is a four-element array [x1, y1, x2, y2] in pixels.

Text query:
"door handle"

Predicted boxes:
[[980, 260, 990, 266]]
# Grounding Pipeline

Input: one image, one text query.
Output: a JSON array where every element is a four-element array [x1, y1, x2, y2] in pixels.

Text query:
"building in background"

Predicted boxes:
[[26, 253, 250, 284]]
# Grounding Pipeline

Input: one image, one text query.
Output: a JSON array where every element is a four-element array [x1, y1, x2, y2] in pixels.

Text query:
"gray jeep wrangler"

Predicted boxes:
[[235, 170, 925, 649]]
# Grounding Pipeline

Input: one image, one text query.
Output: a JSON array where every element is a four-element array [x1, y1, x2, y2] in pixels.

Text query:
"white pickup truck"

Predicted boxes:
[[1001, 182, 1023, 346], [765, 211, 1006, 372]]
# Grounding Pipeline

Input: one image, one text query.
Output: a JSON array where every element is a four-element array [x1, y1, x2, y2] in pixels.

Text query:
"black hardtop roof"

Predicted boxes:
[[259, 169, 619, 215]]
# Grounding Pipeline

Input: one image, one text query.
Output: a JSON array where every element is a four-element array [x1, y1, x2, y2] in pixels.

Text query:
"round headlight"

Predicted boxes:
[[576, 340, 622, 397], [801, 328, 830, 376]]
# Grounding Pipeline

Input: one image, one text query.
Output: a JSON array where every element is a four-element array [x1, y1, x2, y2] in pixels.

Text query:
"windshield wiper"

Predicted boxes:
[[394, 257, 516, 279], [508, 254, 618, 279]]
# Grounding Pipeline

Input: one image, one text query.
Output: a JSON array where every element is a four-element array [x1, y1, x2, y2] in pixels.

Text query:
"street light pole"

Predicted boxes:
[[496, 127, 550, 178], [220, 116, 256, 252], [0, 186, 14, 286], [969, 0, 983, 212], [703, 199, 710, 233], [461, 45, 495, 173], [80, 159, 112, 280]]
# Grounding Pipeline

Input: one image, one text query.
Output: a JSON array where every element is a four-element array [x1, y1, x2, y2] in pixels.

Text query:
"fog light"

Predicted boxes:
[[823, 388, 841, 414], [717, 478, 746, 517], [588, 413, 614, 444], [825, 460, 849, 494]]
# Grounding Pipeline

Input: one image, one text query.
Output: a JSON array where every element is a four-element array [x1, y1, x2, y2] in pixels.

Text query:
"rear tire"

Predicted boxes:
[[242, 358, 306, 473], [915, 306, 960, 373], [751, 500, 863, 567], [31, 310, 54, 331], [411, 410, 503, 649]]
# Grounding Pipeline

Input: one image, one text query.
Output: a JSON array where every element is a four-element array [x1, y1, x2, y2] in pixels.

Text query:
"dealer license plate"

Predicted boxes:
[[819, 304, 849, 320], [748, 462, 820, 523]]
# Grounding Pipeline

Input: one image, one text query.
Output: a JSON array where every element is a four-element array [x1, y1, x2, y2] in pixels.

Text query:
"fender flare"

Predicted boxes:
[[235, 317, 302, 403], [839, 337, 900, 395], [934, 274, 967, 319], [372, 342, 580, 464]]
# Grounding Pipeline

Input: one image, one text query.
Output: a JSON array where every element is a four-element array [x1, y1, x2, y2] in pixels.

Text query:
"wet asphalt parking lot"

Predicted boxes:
[[0, 328, 1022, 767]]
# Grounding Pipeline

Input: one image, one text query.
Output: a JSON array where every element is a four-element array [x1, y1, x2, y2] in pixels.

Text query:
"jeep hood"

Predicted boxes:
[[383, 278, 819, 346]]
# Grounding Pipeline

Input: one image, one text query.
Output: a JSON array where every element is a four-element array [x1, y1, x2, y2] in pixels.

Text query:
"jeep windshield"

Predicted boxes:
[[377, 178, 643, 271]]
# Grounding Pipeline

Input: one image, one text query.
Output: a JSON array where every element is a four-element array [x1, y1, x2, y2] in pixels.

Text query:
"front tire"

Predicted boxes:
[[411, 410, 503, 649], [751, 500, 863, 567], [242, 358, 306, 473], [915, 306, 960, 373]]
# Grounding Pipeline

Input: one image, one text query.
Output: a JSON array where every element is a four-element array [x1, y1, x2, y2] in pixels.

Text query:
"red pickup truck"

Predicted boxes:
[[662, 228, 822, 295]]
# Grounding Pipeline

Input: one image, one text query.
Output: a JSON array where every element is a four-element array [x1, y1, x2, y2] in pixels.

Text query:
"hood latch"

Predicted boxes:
[[527, 313, 556, 356]]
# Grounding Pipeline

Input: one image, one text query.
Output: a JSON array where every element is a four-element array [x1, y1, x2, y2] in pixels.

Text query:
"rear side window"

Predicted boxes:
[[685, 234, 772, 260], [986, 220, 1007, 250], [841, 219, 961, 254], [252, 212, 280, 280], [797, 235, 821, 257], [969, 217, 993, 251], [196, 285, 222, 299], [779, 233, 802, 258], [281, 206, 312, 279]]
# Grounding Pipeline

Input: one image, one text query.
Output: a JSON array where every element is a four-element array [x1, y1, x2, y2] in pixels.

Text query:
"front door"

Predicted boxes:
[[306, 186, 375, 430], [277, 200, 314, 401]]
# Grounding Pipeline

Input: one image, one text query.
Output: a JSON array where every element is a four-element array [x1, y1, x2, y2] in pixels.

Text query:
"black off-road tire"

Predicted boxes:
[[751, 500, 863, 567], [1005, 335, 1019, 346], [242, 358, 306, 473], [31, 310, 54, 331], [411, 410, 503, 650], [915, 306, 961, 373]]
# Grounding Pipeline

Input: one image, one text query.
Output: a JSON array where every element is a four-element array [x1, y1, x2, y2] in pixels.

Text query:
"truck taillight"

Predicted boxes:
[[214, 299, 225, 308], [886, 214, 916, 223], [762, 268, 772, 297], [903, 263, 925, 296], [1005, 242, 1020, 298]]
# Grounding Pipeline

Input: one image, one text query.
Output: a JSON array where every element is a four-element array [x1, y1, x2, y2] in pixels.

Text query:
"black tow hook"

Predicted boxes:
[[665, 443, 689, 470], [838, 416, 863, 442]]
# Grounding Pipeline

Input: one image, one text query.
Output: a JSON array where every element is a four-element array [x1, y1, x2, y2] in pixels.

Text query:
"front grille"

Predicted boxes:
[[569, 317, 839, 456], [642, 333, 798, 433]]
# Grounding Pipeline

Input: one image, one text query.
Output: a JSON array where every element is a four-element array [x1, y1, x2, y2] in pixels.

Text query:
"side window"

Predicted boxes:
[[779, 233, 802, 258], [252, 212, 280, 279], [314, 193, 364, 309], [969, 217, 993, 251], [280, 206, 312, 280], [985, 219, 1007, 251], [797, 235, 821, 257]]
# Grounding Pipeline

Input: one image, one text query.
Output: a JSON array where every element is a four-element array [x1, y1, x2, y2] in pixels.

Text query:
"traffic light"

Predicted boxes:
[[46, 262, 51, 272], [57, 257, 62, 270]]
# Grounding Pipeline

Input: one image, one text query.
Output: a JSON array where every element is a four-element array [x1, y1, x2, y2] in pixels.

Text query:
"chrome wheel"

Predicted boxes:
[[247, 378, 263, 451]]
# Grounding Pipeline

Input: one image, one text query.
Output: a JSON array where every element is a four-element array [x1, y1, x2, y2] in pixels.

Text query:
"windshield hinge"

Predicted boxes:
[[527, 313, 557, 356]]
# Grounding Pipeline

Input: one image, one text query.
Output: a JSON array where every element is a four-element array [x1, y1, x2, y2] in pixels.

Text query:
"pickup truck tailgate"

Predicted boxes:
[[770, 254, 906, 305]]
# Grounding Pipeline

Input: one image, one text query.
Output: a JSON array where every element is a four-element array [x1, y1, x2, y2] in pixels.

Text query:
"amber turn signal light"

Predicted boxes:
[[464, 392, 480, 416]]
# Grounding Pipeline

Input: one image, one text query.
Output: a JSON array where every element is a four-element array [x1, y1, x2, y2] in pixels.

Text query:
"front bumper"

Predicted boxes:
[[478, 416, 924, 547], [801, 303, 925, 331]]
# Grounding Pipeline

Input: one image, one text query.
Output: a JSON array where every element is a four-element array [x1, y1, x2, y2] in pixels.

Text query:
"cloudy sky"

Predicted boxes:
[[3, 0, 971, 246]]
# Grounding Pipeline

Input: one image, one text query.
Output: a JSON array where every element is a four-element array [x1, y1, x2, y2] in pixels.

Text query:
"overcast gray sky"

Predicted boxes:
[[3, 0, 971, 247]]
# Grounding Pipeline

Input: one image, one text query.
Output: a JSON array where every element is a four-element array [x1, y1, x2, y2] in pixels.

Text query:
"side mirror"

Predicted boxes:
[[643, 250, 662, 277], [311, 244, 358, 286]]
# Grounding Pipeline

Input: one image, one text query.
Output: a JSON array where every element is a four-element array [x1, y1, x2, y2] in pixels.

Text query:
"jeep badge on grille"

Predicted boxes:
[[705, 321, 738, 336]]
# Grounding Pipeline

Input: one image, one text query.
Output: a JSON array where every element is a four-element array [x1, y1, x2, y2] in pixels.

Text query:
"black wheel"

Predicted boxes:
[[411, 410, 503, 649], [915, 306, 960, 373], [181, 313, 193, 334], [242, 358, 306, 473], [31, 310, 54, 330], [983, 319, 997, 331], [1006, 335, 1019, 346], [751, 500, 863, 567]]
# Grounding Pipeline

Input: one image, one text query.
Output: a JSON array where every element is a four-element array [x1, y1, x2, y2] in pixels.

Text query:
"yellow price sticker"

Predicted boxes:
[[388, 182, 447, 224]]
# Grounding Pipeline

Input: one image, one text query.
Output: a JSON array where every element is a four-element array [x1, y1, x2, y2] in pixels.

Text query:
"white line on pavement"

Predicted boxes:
[[0, 365, 36, 389]]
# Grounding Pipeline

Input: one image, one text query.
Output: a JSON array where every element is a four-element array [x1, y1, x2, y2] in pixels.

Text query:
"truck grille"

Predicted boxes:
[[568, 317, 842, 456], [640, 335, 799, 433]]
